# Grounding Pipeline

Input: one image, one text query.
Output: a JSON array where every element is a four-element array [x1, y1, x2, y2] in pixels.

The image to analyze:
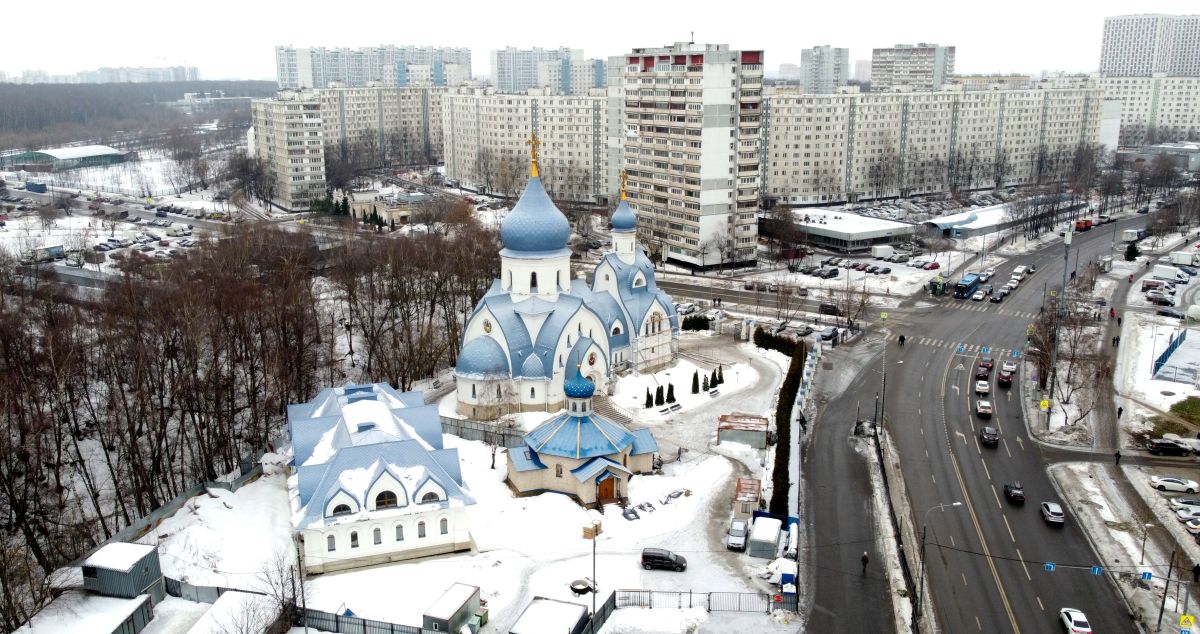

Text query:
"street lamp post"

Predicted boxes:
[[914, 501, 963, 628], [1141, 523, 1156, 565]]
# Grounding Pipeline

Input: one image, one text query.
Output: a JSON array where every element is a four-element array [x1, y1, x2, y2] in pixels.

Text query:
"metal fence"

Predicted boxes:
[[1153, 329, 1189, 377], [439, 415, 525, 448], [614, 589, 796, 614], [297, 608, 425, 634], [163, 577, 246, 604]]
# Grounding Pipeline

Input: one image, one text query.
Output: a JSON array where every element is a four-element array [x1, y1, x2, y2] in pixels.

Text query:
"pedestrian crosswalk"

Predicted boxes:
[[954, 303, 1038, 319], [880, 332, 1022, 358]]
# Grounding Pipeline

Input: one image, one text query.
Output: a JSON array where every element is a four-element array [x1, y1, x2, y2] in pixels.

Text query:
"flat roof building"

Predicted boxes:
[[4, 145, 135, 172]]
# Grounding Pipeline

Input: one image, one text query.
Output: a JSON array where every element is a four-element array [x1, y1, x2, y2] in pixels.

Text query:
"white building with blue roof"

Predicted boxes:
[[508, 369, 657, 506], [287, 383, 474, 574], [456, 141, 679, 419]]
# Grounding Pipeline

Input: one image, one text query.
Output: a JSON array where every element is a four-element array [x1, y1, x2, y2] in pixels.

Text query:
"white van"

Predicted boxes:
[[1011, 265, 1028, 280]]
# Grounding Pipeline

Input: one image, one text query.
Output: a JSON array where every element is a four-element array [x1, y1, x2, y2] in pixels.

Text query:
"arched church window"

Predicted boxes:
[[471, 384, 476, 398], [332, 504, 351, 516], [375, 491, 398, 509], [327, 535, 336, 551], [555, 464, 563, 478], [612, 325, 620, 335], [530, 272, 538, 290], [530, 387, 536, 398]]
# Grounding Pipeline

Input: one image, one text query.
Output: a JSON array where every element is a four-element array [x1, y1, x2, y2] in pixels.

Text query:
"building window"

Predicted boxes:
[[556, 464, 563, 478], [327, 535, 336, 552], [350, 531, 359, 548], [530, 272, 538, 290], [422, 491, 441, 503], [530, 387, 536, 398], [373, 528, 381, 545], [375, 491, 398, 509], [418, 521, 427, 538], [440, 518, 449, 535], [471, 384, 476, 398], [331, 504, 351, 516], [395, 525, 404, 541]]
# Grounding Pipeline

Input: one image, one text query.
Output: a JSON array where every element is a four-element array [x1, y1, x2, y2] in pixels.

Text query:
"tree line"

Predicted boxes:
[[0, 220, 498, 631]]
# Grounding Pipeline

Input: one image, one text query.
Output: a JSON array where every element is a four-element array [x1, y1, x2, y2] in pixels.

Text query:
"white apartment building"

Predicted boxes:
[[799, 46, 849, 94], [620, 43, 764, 268], [275, 45, 472, 89], [870, 44, 955, 91], [948, 74, 1032, 91], [762, 87, 1104, 205], [252, 91, 326, 211], [778, 63, 802, 82], [854, 60, 872, 83], [1099, 75, 1200, 146], [1100, 14, 1200, 77], [441, 88, 611, 202], [491, 47, 578, 94], [534, 58, 606, 96], [317, 83, 447, 166]]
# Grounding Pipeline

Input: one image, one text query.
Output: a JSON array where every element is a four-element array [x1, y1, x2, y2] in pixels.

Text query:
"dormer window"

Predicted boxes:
[[612, 325, 621, 335], [356, 423, 376, 432], [331, 504, 352, 516]]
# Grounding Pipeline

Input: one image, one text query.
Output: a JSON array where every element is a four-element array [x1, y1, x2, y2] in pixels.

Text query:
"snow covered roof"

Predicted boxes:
[[736, 477, 761, 502], [187, 590, 279, 634], [14, 593, 149, 634], [569, 456, 632, 482], [790, 208, 915, 240], [596, 252, 679, 334], [751, 517, 782, 541], [35, 145, 125, 160], [83, 542, 156, 572], [925, 203, 1010, 230], [424, 583, 479, 620], [509, 597, 588, 634], [509, 446, 548, 472]]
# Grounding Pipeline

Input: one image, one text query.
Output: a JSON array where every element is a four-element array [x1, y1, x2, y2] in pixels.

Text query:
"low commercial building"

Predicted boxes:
[[761, 208, 918, 253], [717, 413, 769, 448], [733, 477, 762, 520], [509, 597, 590, 634], [423, 583, 482, 633], [1117, 142, 1200, 172], [4, 145, 136, 172]]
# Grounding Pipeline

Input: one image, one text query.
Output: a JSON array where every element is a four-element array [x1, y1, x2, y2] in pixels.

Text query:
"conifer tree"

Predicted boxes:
[[655, 385, 664, 406], [666, 384, 676, 403], [691, 370, 700, 394], [645, 388, 653, 409]]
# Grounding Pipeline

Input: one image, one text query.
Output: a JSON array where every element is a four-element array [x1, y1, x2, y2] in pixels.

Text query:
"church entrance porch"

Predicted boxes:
[[597, 472, 619, 505]]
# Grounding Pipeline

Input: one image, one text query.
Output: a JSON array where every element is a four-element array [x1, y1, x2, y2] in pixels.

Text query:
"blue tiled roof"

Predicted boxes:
[[520, 354, 545, 378], [599, 252, 679, 333], [630, 428, 658, 456], [570, 456, 632, 483], [525, 410, 636, 460], [509, 446, 548, 472], [610, 199, 636, 232], [500, 177, 571, 256], [456, 335, 510, 377]]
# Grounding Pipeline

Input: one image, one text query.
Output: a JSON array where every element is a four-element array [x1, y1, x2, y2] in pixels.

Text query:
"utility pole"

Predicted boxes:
[[295, 536, 309, 633], [1157, 545, 1177, 632], [1047, 231, 1072, 410]]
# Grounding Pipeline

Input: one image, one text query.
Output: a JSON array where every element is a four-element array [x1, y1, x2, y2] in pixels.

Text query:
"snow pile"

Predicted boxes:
[[757, 558, 797, 585], [611, 358, 755, 421], [186, 591, 279, 634], [597, 606, 709, 633]]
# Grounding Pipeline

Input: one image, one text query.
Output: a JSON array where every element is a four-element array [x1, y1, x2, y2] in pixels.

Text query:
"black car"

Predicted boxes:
[[641, 547, 687, 571], [975, 366, 990, 380], [1180, 266, 1199, 277], [1149, 295, 1176, 307], [1138, 206, 1150, 214], [1004, 482, 1025, 504], [878, 267, 891, 275], [866, 265, 879, 274], [1158, 308, 1186, 319], [978, 426, 1000, 447], [1146, 438, 1193, 456], [823, 268, 839, 279], [997, 370, 1013, 387]]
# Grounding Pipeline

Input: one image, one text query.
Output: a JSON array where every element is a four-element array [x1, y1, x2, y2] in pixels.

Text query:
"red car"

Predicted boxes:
[[924, 261, 941, 270]]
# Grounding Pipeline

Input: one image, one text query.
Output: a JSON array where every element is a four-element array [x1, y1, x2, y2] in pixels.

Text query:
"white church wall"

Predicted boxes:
[[301, 505, 471, 574], [501, 254, 572, 299]]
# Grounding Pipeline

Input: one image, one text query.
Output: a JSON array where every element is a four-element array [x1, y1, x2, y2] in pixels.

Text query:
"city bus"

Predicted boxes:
[[954, 273, 981, 299]]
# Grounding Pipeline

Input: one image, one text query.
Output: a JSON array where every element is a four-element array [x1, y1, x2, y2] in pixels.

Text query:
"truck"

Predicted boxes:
[[29, 244, 65, 262], [1170, 251, 1200, 266], [1074, 219, 1093, 232], [1152, 264, 1189, 284], [1121, 229, 1141, 242], [166, 226, 191, 237], [25, 181, 47, 194], [871, 245, 894, 259]]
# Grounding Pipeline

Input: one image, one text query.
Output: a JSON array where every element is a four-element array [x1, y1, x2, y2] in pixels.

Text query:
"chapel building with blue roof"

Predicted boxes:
[[286, 383, 474, 574], [455, 141, 679, 420], [507, 368, 658, 506]]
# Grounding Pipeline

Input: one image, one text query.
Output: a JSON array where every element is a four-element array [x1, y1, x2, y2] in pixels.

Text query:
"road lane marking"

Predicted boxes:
[[1003, 516, 1015, 542], [1003, 439, 1012, 457], [1016, 549, 1031, 581], [1015, 437, 1025, 451], [949, 534, 955, 547], [981, 458, 992, 481], [962, 573, 968, 586], [1036, 596, 1044, 612], [991, 485, 1002, 508], [932, 474, 937, 484], [976, 616, 983, 631]]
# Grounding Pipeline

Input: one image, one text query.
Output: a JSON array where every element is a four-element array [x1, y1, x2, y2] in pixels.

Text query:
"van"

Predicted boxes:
[[1143, 280, 1166, 293], [1153, 264, 1189, 285], [641, 548, 687, 571], [1011, 265, 1028, 280], [819, 303, 843, 316]]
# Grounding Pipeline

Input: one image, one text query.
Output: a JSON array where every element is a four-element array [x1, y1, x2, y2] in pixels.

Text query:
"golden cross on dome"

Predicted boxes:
[[526, 132, 541, 177], [620, 170, 628, 201]]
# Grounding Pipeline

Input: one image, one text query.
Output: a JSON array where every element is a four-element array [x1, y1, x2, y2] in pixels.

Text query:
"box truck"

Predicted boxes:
[[871, 245, 894, 259], [1153, 264, 1189, 284], [1170, 251, 1200, 266], [1122, 229, 1141, 242]]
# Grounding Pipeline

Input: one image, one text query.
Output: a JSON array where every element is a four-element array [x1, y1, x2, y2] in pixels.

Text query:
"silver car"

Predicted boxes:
[[1041, 502, 1065, 525]]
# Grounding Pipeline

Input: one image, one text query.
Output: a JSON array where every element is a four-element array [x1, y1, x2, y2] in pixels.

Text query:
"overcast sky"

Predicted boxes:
[[2, 0, 1196, 80]]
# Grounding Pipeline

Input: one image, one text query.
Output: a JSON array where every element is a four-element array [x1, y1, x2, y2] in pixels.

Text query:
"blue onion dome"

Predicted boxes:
[[455, 336, 509, 377], [563, 373, 596, 399], [500, 177, 571, 254], [611, 200, 636, 232]]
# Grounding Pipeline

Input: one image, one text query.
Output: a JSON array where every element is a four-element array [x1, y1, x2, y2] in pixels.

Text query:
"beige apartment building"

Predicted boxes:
[[1099, 75, 1200, 146], [251, 90, 326, 211], [870, 44, 955, 91], [441, 88, 611, 202], [619, 43, 765, 268], [317, 82, 447, 165], [948, 74, 1032, 91], [762, 87, 1103, 205]]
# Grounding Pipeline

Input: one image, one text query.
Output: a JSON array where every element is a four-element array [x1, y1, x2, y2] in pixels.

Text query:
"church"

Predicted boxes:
[[454, 135, 679, 419]]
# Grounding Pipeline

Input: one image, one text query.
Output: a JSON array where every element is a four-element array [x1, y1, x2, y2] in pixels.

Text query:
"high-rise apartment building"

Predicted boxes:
[[620, 43, 763, 267], [317, 83, 447, 166], [1098, 75, 1200, 146], [275, 45, 472, 89], [762, 87, 1104, 205], [778, 64, 802, 82], [870, 44, 955, 91], [252, 91, 326, 211], [948, 74, 1032, 91], [1100, 14, 1200, 77], [534, 58, 607, 96], [441, 88, 610, 202], [799, 46, 849, 94], [490, 47, 605, 95], [854, 60, 872, 83]]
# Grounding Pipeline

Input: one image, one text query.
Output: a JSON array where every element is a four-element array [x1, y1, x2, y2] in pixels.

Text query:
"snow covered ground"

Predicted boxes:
[[1117, 310, 1200, 416], [610, 356, 755, 421], [0, 211, 205, 274], [33, 149, 237, 198]]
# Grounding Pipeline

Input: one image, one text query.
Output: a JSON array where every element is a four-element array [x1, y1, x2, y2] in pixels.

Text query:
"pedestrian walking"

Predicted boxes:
[[1115, 450, 1122, 466], [861, 551, 869, 575], [1117, 406, 1124, 419], [1193, 563, 1200, 584], [1117, 317, 1122, 327]]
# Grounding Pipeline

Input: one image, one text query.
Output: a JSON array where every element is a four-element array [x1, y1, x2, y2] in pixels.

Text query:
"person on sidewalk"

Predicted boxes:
[[1117, 317, 1122, 327], [1193, 563, 1200, 584], [861, 551, 869, 575], [1117, 406, 1124, 419], [1115, 450, 1122, 466]]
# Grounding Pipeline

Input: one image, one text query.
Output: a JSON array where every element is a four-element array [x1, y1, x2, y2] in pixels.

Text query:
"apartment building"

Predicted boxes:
[[1100, 14, 1200, 77], [870, 44, 955, 91], [762, 87, 1104, 205], [619, 43, 764, 268], [275, 45, 472, 89], [854, 60, 872, 83], [1099, 75, 1200, 146], [948, 74, 1032, 91], [441, 88, 610, 202], [535, 58, 607, 95], [317, 82, 447, 166], [252, 91, 326, 211], [799, 46, 849, 94]]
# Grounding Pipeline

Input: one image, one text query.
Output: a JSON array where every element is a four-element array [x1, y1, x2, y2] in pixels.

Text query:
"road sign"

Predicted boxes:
[[1040, 400, 1050, 411], [958, 344, 966, 353], [1050, 290, 1058, 297], [880, 312, 888, 320], [1044, 562, 1056, 572], [1182, 615, 1196, 628], [1026, 324, 1035, 334], [1012, 350, 1021, 358], [982, 346, 991, 354], [1091, 566, 1103, 575], [1142, 571, 1154, 581]]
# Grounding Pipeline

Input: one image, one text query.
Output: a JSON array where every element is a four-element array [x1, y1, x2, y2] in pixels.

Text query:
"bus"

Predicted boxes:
[[954, 273, 981, 299]]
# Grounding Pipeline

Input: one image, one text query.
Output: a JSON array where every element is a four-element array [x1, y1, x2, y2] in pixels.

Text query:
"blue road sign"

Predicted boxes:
[[1142, 571, 1154, 581], [958, 344, 966, 353], [1012, 350, 1021, 358], [1091, 566, 1103, 575], [982, 346, 991, 354], [1044, 562, 1056, 572]]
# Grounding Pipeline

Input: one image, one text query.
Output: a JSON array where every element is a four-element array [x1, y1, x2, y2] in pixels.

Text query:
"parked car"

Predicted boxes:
[[975, 380, 990, 395], [976, 400, 992, 418], [1176, 507, 1200, 521], [641, 548, 687, 571], [877, 267, 891, 275], [1169, 497, 1200, 511], [726, 519, 748, 551], [978, 426, 1000, 447], [1184, 518, 1200, 535], [1003, 482, 1025, 504], [1059, 608, 1091, 633], [924, 262, 941, 270], [1146, 438, 1193, 456], [1150, 475, 1200, 493], [1158, 308, 1186, 319], [991, 289, 1009, 303], [1149, 294, 1176, 307], [1041, 501, 1066, 525]]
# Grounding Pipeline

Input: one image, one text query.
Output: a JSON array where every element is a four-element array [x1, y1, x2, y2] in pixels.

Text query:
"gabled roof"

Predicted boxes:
[[629, 428, 658, 456], [509, 446, 548, 472], [598, 251, 679, 333], [570, 456, 632, 482]]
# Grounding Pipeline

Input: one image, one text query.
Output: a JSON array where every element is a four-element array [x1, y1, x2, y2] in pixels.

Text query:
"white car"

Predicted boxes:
[[975, 380, 990, 395], [1176, 507, 1200, 521], [971, 290, 986, 301], [976, 400, 992, 418], [1185, 518, 1200, 534], [1169, 497, 1200, 510], [1001, 361, 1017, 373], [1151, 475, 1200, 493], [1059, 608, 1091, 633], [984, 267, 997, 278]]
